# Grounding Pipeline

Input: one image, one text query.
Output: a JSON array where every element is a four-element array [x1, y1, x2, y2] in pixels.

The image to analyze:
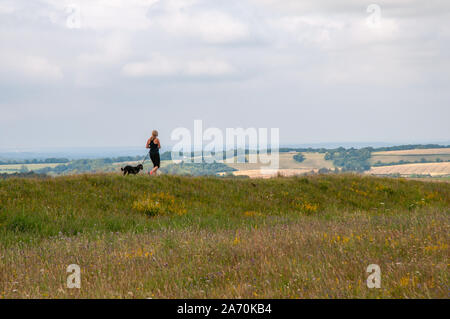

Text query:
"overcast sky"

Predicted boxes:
[[0, 0, 449, 150]]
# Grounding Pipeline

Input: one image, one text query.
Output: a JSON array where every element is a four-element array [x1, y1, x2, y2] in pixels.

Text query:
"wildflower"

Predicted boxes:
[[244, 211, 260, 217], [399, 276, 409, 287], [132, 192, 186, 216], [295, 202, 319, 214], [132, 198, 160, 216]]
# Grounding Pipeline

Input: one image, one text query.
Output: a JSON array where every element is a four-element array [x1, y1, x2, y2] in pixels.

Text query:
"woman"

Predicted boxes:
[[146, 130, 161, 175]]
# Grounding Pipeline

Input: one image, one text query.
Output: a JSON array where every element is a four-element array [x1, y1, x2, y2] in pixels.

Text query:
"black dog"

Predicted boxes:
[[121, 164, 143, 175]]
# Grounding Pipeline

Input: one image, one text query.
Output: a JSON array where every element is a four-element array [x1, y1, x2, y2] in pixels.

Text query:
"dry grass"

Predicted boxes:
[[0, 210, 447, 298]]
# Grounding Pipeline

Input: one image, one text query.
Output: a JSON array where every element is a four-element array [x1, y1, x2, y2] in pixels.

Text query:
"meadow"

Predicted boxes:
[[0, 173, 448, 298]]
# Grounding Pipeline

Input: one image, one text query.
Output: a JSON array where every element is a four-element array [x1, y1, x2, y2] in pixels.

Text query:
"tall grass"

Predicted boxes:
[[0, 174, 448, 298]]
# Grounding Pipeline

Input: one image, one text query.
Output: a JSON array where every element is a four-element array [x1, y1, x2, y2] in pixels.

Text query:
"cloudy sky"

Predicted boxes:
[[0, 0, 449, 150]]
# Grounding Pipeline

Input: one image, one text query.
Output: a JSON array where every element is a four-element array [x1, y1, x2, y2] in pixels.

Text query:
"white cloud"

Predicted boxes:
[[39, 0, 159, 30], [267, 15, 345, 46], [1, 0, 450, 148], [122, 54, 236, 77], [185, 59, 236, 76], [0, 51, 63, 81], [122, 54, 179, 77], [78, 33, 131, 65], [147, 1, 250, 43], [22, 0, 249, 44], [0, 1, 16, 14]]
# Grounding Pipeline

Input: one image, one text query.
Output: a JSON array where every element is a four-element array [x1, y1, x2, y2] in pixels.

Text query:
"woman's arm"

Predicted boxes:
[[146, 138, 151, 149], [155, 138, 161, 149]]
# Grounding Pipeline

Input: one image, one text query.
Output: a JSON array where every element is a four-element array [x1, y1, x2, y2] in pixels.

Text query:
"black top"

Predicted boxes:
[[149, 139, 159, 154]]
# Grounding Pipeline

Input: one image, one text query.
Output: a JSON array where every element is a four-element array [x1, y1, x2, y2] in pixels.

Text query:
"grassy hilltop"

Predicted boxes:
[[0, 174, 448, 298]]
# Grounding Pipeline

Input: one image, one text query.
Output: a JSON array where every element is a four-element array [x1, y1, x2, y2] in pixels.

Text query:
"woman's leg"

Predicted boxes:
[[149, 153, 160, 175]]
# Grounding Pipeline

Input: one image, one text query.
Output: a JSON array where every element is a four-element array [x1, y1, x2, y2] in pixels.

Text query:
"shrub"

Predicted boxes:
[[293, 153, 305, 163]]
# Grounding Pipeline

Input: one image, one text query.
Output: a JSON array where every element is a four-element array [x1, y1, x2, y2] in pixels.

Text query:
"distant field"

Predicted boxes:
[[300, 152, 335, 169], [228, 152, 334, 177], [0, 163, 59, 174], [367, 162, 450, 176], [232, 168, 317, 178], [373, 148, 450, 156], [369, 148, 450, 165], [370, 154, 450, 164]]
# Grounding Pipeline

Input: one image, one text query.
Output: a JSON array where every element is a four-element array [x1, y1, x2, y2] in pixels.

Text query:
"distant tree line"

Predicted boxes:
[[0, 158, 70, 165], [35, 158, 119, 175], [372, 144, 450, 152], [100, 155, 144, 163], [0, 155, 154, 166], [279, 144, 450, 154]]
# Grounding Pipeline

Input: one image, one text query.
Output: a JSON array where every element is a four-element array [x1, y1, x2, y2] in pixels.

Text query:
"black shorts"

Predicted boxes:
[[150, 152, 160, 168]]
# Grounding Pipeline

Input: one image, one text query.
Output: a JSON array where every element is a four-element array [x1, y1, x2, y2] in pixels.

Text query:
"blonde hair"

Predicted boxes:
[[150, 130, 158, 141]]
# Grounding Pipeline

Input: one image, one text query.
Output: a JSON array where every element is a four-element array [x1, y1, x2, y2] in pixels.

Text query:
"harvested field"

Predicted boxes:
[[373, 148, 450, 156], [370, 155, 450, 164], [367, 162, 450, 176], [228, 152, 334, 172]]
